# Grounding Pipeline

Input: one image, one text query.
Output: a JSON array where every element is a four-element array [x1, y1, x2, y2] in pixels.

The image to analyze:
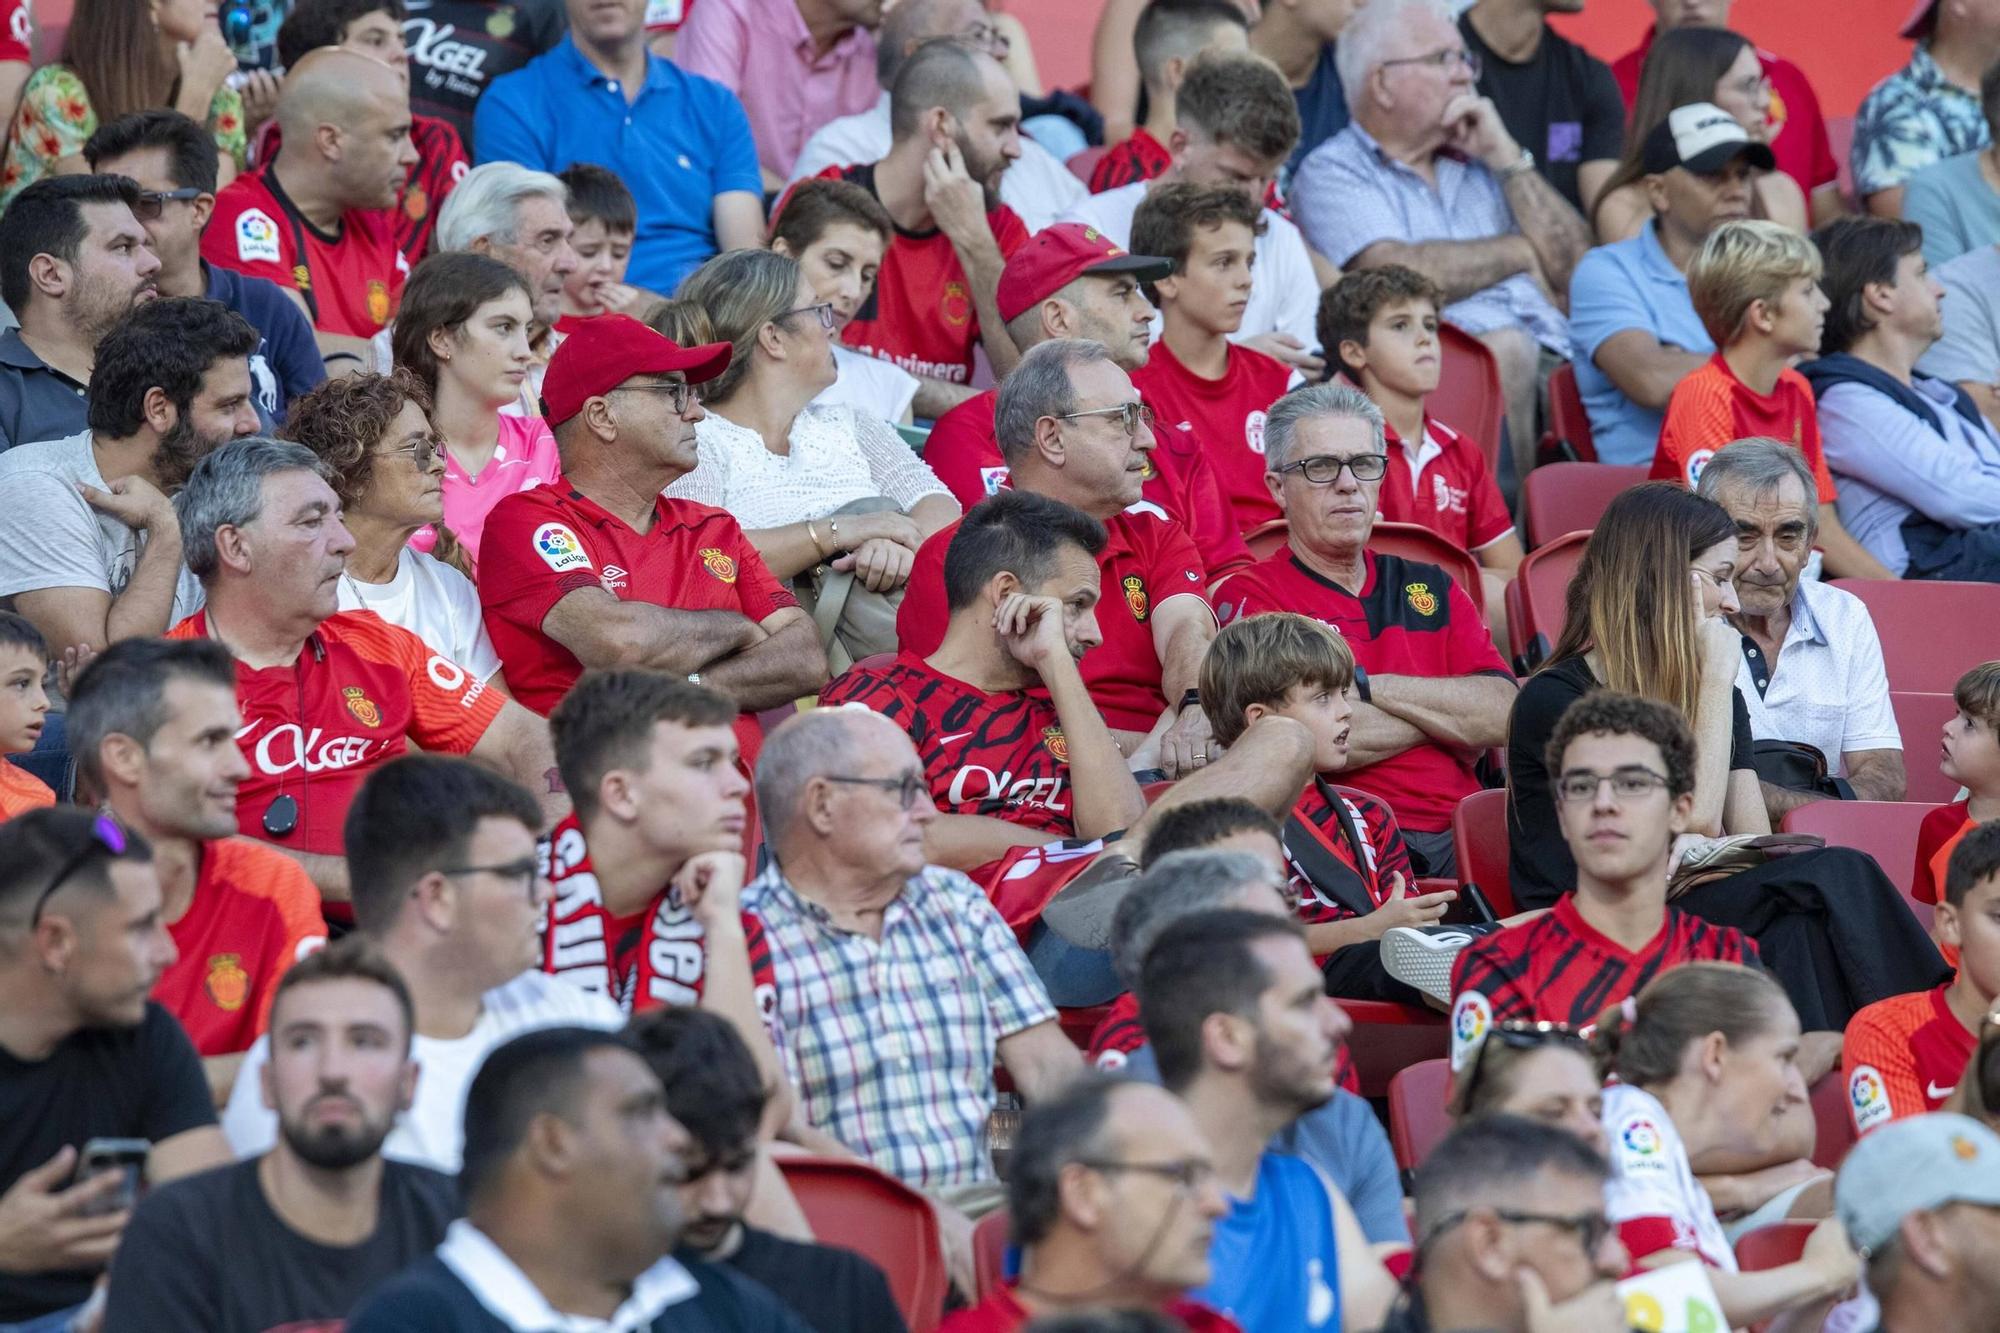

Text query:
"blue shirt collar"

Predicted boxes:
[[1634, 221, 1690, 286], [553, 34, 675, 96]]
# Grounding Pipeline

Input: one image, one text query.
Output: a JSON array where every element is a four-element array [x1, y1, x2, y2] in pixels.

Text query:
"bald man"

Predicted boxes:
[[203, 48, 419, 369]]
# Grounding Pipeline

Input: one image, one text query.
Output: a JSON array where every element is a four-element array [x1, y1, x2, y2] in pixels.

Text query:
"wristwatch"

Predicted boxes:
[[1179, 688, 1202, 713], [1352, 664, 1372, 704], [1495, 147, 1536, 183]]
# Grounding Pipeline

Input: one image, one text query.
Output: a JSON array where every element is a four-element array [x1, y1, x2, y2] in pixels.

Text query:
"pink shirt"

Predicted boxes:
[[410, 413, 561, 570], [673, 0, 879, 179]]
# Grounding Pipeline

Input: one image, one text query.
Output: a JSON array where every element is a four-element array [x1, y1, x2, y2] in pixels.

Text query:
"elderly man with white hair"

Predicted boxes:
[[1290, 0, 1592, 479]]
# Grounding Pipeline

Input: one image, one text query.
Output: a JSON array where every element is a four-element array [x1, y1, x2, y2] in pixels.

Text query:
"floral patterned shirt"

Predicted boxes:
[[1851, 42, 1990, 199], [1, 65, 244, 207]]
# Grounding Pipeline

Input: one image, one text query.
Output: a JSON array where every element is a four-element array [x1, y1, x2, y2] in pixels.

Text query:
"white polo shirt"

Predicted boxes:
[[1733, 578, 1901, 777]]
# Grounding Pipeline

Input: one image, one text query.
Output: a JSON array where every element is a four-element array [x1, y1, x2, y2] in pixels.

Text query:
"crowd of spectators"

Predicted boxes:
[[2, 0, 1999, 1329]]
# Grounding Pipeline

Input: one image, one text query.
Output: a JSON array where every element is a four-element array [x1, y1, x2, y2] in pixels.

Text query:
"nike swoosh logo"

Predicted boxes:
[[1928, 1082, 1956, 1101], [940, 731, 974, 744]]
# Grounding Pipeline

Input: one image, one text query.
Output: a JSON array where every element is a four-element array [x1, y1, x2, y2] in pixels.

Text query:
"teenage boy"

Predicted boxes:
[[1091, 0, 1250, 193], [1320, 265, 1521, 620], [1445, 690, 1759, 1071], [1128, 183, 1296, 532], [1913, 660, 2000, 906], [555, 163, 644, 334], [1651, 219, 1890, 579], [1844, 819, 2000, 1134], [0, 613, 55, 818]]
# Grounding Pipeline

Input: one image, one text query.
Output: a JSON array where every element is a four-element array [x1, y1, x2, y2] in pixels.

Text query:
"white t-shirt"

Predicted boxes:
[[666, 403, 950, 529], [1601, 1082, 1737, 1271], [221, 970, 622, 1171], [814, 345, 919, 424], [1059, 179, 1322, 354], [336, 547, 503, 682]]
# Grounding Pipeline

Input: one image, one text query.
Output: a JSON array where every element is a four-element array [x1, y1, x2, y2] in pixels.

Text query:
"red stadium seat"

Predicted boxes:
[[1431, 324, 1505, 472], [1779, 800, 1933, 932], [1734, 1219, 1813, 1271], [1451, 788, 1515, 920], [1244, 518, 1289, 561], [1342, 1000, 1448, 1098], [1891, 691, 1961, 806], [1368, 520, 1486, 615], [777, 1156, 949, 1331], [1809, 1070, 1859, 1171], [1387, 1058, 1452, 1172], [1520, 463, 1644, 549], [1056, 1004, 1113, 1050], [1539, 362, 1597, 464], [1512, 531, 1588, 671], [972, 1208, 1012, 1300], [1142, 779, 1175, 804], [1829, 579, 2000, 694]]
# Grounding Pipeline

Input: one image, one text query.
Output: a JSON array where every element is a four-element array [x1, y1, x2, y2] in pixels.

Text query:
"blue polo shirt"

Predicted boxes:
[[1567, 221, 1715, 466], [472, 37, 761, 292]]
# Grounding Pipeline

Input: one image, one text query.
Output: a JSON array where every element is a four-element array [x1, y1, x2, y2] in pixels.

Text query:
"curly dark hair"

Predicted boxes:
[[1318, 264, 1444, 377], [1544, 689, 1697, 802], [278, 370, 434, 509]]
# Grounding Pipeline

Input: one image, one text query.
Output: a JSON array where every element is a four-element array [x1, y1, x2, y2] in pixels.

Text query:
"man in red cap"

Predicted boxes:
[[923, 222, 1253, 582], [476, 315, 827, 764]]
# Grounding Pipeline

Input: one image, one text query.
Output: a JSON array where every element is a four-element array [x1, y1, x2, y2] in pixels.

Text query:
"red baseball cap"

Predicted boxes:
[[1900, 0, 1936, 37], [539, 314, 733, 425], [995, 224, 1173, 324]]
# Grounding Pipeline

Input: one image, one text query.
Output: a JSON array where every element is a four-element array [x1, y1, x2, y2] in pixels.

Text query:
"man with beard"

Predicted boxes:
[[0, 176, 163, 451], [0, 298, 258, 671], [67, 638, 325, 1105], [103, 937, 458, 1332], [817, 38, 1029, 386], [1136, 910, 1397, 1333]]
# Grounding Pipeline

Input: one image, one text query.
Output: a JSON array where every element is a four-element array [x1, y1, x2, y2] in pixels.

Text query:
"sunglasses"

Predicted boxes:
[[1458, 1020, 1589, 1115], [30, 813, 128, 926], [132, 188, 204, 221]]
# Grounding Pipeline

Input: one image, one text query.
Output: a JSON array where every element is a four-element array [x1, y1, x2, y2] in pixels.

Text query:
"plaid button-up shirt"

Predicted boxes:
[[743, 861, 1057, 1191]]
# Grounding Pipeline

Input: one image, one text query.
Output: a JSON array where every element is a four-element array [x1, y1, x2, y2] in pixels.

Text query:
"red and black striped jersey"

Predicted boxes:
[[1284, 782, 1413, 928], [1089, 992, 1361, 1092], [1447, 897, 1757, 1069], [1089, 128, 1172, 193]]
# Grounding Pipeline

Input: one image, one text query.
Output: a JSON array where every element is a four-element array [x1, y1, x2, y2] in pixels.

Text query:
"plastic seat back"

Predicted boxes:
[[1779, 799, 1933, 932], [1521, 463, 1644, 549], [1513, 531, 1588, 671], [1891, 691, 1962, 806], [1387, 1058, 1453, 1172], [1243, 518, 1290, 562], [1451, 788, 1515, 919], [1830, 579, 2000, 694], [777, 1156, 949, 1332], [972, 1208, 1012, 1300], [1735, 1220, 1814, 1271], [1541, 361, 1596, 463], [1431, 323, 1505, 470]]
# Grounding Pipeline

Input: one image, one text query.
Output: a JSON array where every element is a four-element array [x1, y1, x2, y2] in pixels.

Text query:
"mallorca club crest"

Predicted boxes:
[[1405, 582, 1439, 617], [342, 685, 381, 728], [204, 953, 250, 1012], [366, 279, 391, 327], [1122, 574, 1149, 622], [699, 547, 739, 584], [941, 281, 972, 328], [1041, 725, 1069, 762]]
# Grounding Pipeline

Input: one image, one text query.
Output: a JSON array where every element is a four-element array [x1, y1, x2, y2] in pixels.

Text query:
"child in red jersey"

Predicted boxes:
[[1128, 182, 1295, 533], [1845, 819, 2000, 1134], [1651, 220, 1889, 579], [1914, 660, 2000, 908], [1319, 266, 1519, 638], [0, 613, 54, 819]]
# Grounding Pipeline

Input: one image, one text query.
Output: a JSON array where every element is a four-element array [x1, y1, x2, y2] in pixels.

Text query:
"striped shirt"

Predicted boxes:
[[744, 861, 1056, 1190]]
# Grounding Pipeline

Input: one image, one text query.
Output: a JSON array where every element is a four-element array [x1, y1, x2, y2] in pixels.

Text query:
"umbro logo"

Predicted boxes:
[[599, 564, 630, 592]]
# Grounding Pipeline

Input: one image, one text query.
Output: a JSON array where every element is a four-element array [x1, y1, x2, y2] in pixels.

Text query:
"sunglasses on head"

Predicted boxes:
[[1458, 1020, 1589, 1114], [28, 813, 128, 926]]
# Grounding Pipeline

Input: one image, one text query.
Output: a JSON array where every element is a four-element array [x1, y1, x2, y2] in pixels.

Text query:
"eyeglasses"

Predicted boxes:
[[1554, 767, 1671, 805], [380, 434, 443, 470], [28, 813, 128, 927], [132, 187, 203, 220], [1457, 1019, 1588, 1116], [1076, 1157, 1215, 1193], [1380, 47, 1481, 78], [1422, 1207, 1614, 1255], [1277, 453, 1389, 485], [1058, 402, 1155, 438], [439, 857, 543, 898], [779, 301, 837, 332], [823, 772, 931, 810], [615, 380, 703, 415]]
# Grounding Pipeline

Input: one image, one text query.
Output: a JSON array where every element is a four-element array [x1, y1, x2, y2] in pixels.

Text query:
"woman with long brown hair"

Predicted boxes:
[[0, 0, 242, 205]]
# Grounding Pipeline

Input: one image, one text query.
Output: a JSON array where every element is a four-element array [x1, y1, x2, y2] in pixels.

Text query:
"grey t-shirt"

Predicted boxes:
[[1903, 151, 2000, 269], [1918, 245, 2000, 389]]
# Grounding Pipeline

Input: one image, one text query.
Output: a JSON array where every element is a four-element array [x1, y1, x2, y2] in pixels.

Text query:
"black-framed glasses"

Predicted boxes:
[[779, 301, 837, 332], [1059, 402, 1155, 438], [439, 857, 542, 897], [29, 813, 128, 927], [1422, 1207, 1612, 1255], [823, 772, 931, 810], [1457, 1019, 1588, 1115], [1555, 767, 1671, 805], [615, 380, 703, 415], [1277, 453, 1389, 485], [1379, 47, 1480, 78], [1075, 1157, 1215, 1192], [380, 434, 443, 470], [132, 187, 203, 220]]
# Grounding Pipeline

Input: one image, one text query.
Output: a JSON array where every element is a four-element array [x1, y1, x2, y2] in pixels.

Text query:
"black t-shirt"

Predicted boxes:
[[401, 0, 567, 143], [0, 1003, 215, 1322], [1458, 15, 1625, 214], [103, 1156, 458, 1332], [711, 1228, 908, 1333], [1506, 655, 1754, 910]]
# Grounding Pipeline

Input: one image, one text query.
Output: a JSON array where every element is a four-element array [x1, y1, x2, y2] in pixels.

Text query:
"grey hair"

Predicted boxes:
[[435, 162, 568, 253], [1107, 849, 1284, 988], [1262, 382, 1386, 473], [995, 338, 1112, 467], [1337, 0, 1458, 115], [754, 706, 894, 846], [174, 438, 330, 581], [1693, 436, 1821, 538], [877, 0, 979, 86]]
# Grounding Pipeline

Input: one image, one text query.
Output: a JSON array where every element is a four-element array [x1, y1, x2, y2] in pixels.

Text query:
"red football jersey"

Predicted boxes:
[[1612, 35, 1838, 195], [0, 0, 28, 64], [1843, 986, 1977, 1135], [1284, 782, 1413, 930], [478, 478, 798, 760], [1651, 357, 1836, 501], [1377, 416, 1514, 553], [1088, 991, 1145, 1069], [823, 163, 1030, 384], [1130, 338, 1294, 532], [1447, 896, 1757, 1070], [1913, 800, 1973, 906], [897, 504, 1211, 732], [254, 115, 468, 261], [202, 164, 409, 337], [941, 1288, 1242, 1333], [922, 389, 1253, 580], [168, 609, 506, 858], [1088, 127, 1172, 193], [1215, 548, 1509, 832], [153, 838, 326, 1057]]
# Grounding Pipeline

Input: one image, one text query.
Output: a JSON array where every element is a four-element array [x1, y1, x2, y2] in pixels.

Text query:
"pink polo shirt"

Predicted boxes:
[[673, 0, 879, 179], [409, 413, 561, 571]]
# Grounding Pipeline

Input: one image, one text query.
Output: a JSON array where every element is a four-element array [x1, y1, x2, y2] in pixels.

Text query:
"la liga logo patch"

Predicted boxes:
[[534, 523, 592, 573], [1620, 1118, 1664, 1156], [1448, 992, 1490, 1071], [1849, 1064, 1892, 1133]]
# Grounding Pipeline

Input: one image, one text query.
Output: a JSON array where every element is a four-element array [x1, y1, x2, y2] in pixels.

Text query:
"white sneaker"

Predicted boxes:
[[1379, 927, 1480, 1005]]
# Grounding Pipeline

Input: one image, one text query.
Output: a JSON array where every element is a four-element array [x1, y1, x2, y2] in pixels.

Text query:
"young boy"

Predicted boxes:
[[1091, 0, 1250, 193], [1651, 219, 1889, 579], [1320, 265, 1522, 624], [1201, 611, 1460, 1003], [555, 163, 642, 334], [1915, 661, 2000, 907], [1844, 818, 2000, 1133], [0, 612, 54, 818], [1129, 182, 1296, 532]]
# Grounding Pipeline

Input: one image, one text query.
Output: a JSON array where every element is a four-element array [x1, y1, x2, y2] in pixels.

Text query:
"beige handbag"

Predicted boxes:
[[796, 496, 904, 675]]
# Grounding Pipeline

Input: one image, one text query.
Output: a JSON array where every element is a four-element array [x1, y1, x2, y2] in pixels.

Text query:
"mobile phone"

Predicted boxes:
[[73, 1138, 148, 1217]]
